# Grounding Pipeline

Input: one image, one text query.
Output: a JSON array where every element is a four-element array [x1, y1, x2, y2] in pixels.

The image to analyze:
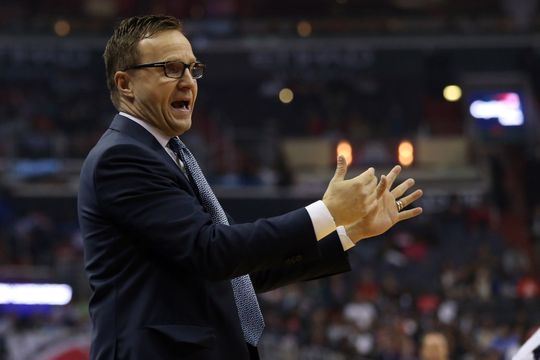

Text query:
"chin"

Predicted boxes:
[[172, 119, 192, 135]]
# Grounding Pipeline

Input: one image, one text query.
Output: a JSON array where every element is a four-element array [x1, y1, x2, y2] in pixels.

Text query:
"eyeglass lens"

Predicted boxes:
[[164, 62, 204, 79]]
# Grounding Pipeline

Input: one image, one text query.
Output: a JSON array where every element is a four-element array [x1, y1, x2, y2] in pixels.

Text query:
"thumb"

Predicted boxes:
[[332, 155, 348, 181]]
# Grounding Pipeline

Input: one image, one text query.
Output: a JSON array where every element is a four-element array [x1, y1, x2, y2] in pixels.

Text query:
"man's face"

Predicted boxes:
[[125, 30, 198, 137], [420, 334, 449, 360]]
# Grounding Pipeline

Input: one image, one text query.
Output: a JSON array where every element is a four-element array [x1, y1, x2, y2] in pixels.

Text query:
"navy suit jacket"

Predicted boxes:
[[77, 114, 351, 359]]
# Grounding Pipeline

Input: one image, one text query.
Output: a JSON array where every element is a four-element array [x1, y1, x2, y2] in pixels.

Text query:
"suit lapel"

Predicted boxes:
[[109, 114, 198, 196]]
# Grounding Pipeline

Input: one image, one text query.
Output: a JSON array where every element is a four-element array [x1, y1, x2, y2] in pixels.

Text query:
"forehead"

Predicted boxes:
[[137, 30, 195, 62]]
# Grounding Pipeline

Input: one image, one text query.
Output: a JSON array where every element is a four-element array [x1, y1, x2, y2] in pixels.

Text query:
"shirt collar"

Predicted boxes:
[[119, 112, 171, 148]]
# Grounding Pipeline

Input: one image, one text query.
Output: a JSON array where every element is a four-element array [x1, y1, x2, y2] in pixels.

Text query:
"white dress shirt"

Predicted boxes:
[[119, 112, 355, 251]]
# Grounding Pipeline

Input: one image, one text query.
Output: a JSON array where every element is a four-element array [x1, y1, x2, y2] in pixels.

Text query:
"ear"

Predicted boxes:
[[114, 71, 134, 100]]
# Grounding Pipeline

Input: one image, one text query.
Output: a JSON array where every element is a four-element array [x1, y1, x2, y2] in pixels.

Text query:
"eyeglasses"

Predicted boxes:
[[123, 60, 205, 79]]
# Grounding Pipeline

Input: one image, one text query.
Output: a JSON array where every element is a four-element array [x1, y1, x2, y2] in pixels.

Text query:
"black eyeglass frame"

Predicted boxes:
[[123, 60, 205, 79]]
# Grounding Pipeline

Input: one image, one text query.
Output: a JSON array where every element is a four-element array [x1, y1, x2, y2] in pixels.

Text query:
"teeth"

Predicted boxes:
[[172, 101, 190, 110]]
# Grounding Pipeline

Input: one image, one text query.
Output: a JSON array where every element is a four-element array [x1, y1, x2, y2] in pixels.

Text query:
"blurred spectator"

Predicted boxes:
[[419, 331, 449, 360]]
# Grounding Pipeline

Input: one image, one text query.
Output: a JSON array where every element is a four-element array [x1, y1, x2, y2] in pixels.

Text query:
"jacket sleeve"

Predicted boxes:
[[249, 232, 351, 293]]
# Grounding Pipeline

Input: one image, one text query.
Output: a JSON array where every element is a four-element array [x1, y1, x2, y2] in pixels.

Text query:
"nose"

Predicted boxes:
[[177, 70, 196, 89]]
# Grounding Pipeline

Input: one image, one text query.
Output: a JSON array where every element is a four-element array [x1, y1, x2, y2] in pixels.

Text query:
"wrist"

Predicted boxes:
[[321, 197, 345, 226], [344, 224, 366, 244]]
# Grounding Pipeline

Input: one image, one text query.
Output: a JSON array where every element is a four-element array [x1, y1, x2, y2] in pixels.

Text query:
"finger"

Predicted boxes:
[[364, 197, 378, 215], [366, 173, 378, 191], [376, 175, 387, 199], [398, 189, 423, 208], [332, 155, 348, 182], [364, 191, 377, 207], [355, 172, 377, 195], [385, 165, 402, 189], [397, 207, 423, 222], [353, 167, 375, 184], [391, 178, 415, 199], [365, 180, 378, 201]]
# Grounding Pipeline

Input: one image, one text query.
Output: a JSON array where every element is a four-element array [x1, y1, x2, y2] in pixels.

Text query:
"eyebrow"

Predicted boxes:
[[162, 56, 198, 63]]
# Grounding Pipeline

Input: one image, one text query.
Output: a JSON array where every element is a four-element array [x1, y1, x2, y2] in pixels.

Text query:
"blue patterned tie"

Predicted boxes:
[[168, 137, 265, 346]]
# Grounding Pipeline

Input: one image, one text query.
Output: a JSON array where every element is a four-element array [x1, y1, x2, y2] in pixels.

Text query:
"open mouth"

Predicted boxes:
[[171, 100, 190, 111]]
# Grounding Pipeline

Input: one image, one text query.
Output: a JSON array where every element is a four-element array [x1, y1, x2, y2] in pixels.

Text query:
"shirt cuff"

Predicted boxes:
[[336, 225, 355, 251], [305, 200, 336, 241]]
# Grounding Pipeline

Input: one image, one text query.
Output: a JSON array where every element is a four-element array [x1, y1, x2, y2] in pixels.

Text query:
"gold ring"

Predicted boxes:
[[396, 200, 404, 212]]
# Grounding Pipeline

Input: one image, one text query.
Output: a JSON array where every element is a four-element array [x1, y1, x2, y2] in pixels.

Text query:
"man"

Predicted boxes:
[[78, 15, 423, 359]]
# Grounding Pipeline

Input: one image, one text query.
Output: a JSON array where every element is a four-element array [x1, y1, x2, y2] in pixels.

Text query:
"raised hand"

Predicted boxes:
[[322, 155, 378, 226], [345, 165, 423, 243]]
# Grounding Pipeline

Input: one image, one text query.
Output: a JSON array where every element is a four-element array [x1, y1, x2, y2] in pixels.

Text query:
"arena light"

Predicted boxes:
[[336, 140, 353, 165], [54, 19, 71, 37], [297, 20, 312, 37], [279, 88, 294, 104], [443, 85, 462, 102], [0, 283, 72, 305], [469, 92, 524, 126], [398, 140, 414, 167]]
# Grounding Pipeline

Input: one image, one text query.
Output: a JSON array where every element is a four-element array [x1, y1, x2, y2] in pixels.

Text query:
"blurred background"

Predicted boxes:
[[2, 0, 540, 359]]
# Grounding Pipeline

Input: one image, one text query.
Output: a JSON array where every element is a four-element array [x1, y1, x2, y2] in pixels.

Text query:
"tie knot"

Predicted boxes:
[[167, 137, 184, 155]]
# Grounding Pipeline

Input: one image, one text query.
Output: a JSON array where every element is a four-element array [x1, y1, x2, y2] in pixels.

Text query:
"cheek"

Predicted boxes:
[[191, 91, 199, 108]]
